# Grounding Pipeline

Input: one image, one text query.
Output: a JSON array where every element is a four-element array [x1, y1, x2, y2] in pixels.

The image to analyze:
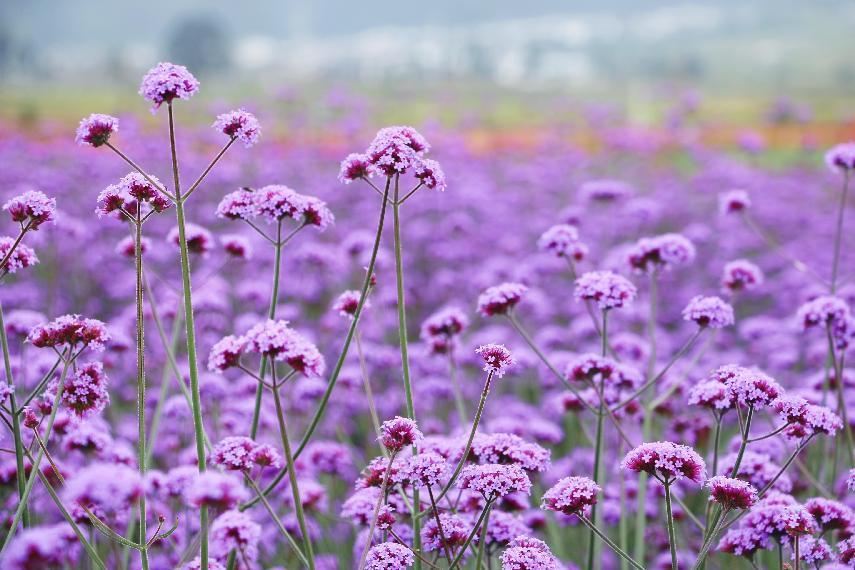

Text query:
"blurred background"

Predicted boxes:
[[1, 0, 854, 133]]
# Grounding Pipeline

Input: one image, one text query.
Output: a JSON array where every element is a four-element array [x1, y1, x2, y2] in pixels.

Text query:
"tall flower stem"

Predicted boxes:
[[826, 325, 854, 463], [729, 406, 754, 478], [663, 481, 679, 570], [357, 450, 398, 570], [245, 180, 391, 511], [830, 171, 849, 292], [448, 499, 495, 569], [448, 348, 467, 426], [355, 329, 384, 445], [578, 514, 645, 570], [473, 505, 491, 570], [0, 300, 29, 527], [167, 101, 208, 566], [1, 351, 72, 552], [133, 214, 150, 570], [250, 221, 284, 438], [270, 362, 315, 569], [587, 310, 609, 570], [245, 473, 309, 566]]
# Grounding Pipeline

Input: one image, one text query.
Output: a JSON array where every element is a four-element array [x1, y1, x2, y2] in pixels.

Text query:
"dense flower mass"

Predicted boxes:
[[574, 270, 637, 310], [27, 314, 110, 352], [0, 237, 39, 274], [212, 108, 261, 147], [211, 436, 282, 471], [541, 476, 601, 515], [706, 476, 758, 510], [621, 441, 707, 483], [75, 113, 119, 147], [139, 61, 200, 110], [460, 463, 532, 499], [58, 361, 110, 418], [365, 542, 415, 569], [4, 190, 56, 230]]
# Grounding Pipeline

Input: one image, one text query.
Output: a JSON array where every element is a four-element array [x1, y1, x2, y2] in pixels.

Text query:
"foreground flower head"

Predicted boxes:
[[365, 125, 430, 176], [0, 237, 38, 275], [4, 190, 56, 230], [59, 361, 109, 419], [723, 367, 782, 409], [379, 416, 423, 452], [338, 153, 374, 183], [501, 536, 561, 570], [477, 282, 528, 316], [139, 61, 200, 111], [213, 108, 261, 147], [621, 441, 707, 483], [682, 295, 735, 328], [476, 343, 515, 377], [706, 476, 758, 510], [211, 436, 282, 471], [574, 270, 637, 310], [541, 476, 600, 515], [75, 113, 119, 147], [825, 142, 855, 172], [28, 314, 110, 352], [242, 319, 326, 377], [460, 463, 532, 499], [365, 542, 414, 569]]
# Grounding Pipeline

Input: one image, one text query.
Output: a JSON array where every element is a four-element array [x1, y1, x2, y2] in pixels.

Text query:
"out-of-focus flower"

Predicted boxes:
[[719, 190, 751, 215], [574, 271, 637, 310], [721, 260, 764, 292], [477, 283, 528, 317], [541, 476, 600, 515], [825, 142, 855, 172], [627, 233, 696, 274], [3, 190, 56, 230], [75, 113, 119, 147], [682, 295, 735, 328], [538, 224, 588, 261]]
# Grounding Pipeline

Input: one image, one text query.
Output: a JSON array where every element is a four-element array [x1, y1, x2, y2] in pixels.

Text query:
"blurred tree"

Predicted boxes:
[[166, 15, 231, 75]]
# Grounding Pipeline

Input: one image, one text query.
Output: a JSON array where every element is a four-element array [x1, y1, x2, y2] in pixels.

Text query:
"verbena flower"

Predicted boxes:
[[338, 153, 374, 183], [688, 380, 734, 411], [58, 361, 109, 419], [470, 433, 551, 472], [723, 367, 782, 409], [804, 497, 855, 533], [721, 259, 764, 292], [365, 542, 414, 570], [209, 510, 261, 563], [220, 234, 252, 259], [212, 108, 261, 147], [211, 436, 282, 471], [793, 536, 833, 565], [538, 223, 588, 261], [3, 524, 79, 570], [365, 126, 430, 176], [621, 441, 707, 483], [475, 344, 515, 377], [187, 471, 248, 509], [0, 238, 38, 274], [825, 142, 855, 172], [3, 190, 56, 230], [242, 319, 325, 377], [395, 452, 449, 488], [541, 476, 600, 515], [28, 314, 110, 352], [500, 535, 561, 570], [574, 270, 637, 310], [797, 295, 850, 331], [421, 513, 469, 552], [139, 62, 200, 111], [477, 283, 528, 316], [332, 290, 365, 318], [167, 223, 213, 255], [626, 233, 696, 273], [75, 113, 119, 147], [459, 463, 532, 500], [682, 295, 735, 328], [207, 335, 247, 372], [719, 190, 751, 215], [706, 476, 758, 510], [379, 416, 423, 452], [62, 462, 144, 517], [579, 179, 633, 202]]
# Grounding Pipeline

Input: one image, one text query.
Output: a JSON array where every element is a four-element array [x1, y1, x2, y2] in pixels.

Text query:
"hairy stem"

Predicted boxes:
[[133, 216, 149, 570], [0, 301, 29, 527]]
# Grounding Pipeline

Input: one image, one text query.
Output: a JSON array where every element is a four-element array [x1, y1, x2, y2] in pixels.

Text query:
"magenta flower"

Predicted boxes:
[[365, 125, 430, 176], [721, 259, 764, 292], [413, 157, 447, 191], [719, 190, 751, 215], [541, 476, 601, 515], [209, 510, 261, 562], [627, 233, 696, 273], [207, 335, 247, 372], [724, 368, 782, 409], [475, 343, 515, 377], [379, 416, 423, 452], [187, 471, 248, 509], [220, 234, 252, 260], [706, 476, 758, 510], [538, 224, 587, 261], [621, 441, 707, 483], [211, 436, 282, 471], [422, 513, 469, 552], [167, 223, 213, 255], [243, 319, 325, 377], [332, 290, 365, 319], [27, 314, 110, 352], [365, 542, 414, 570], [139, 62, 200, 111], [825, 142, 855, 172], [395, 453, 449, 488], [470, 433, 551, 472], [0, 238, 38, 275], [688, 380, 734, 411], [682, 295, 735, 328], [212, 108, 261, 147], [459, 463, 532, 500], [574, 270, 638, 311], [3, 190, 56, 230], [338, 153, 374, 183], [75, 113, 119, 147], [59, 361, 109, 419], [3, 524, 79, 570], [500, 535, 560, 570], [477, 282, 529, 316]]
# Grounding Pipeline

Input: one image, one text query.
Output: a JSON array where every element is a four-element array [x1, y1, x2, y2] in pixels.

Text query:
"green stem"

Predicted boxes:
[[133, 217, 149, 570], [474, 505, 491, 570], [664, 482, 678, 570], [578, 515, 645, 570], [167, 100, 208, 567], [448, 500, 494, 569], [831, 170, 849, 292], [245, 477, 309, 567], [357, 450, 398, 570], [729, 406, 754, 477], [0, 301, 29, 528], [244, 179, 391, 511], [271, 363, 315, 569], [250, 222, 284, 438]]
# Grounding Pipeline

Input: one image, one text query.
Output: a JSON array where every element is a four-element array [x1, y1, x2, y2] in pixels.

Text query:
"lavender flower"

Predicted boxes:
[[459, 463, 532, 499], [626, 233, 696, 273], [139, 62, 200, 111], [537, 224, 587, 260], [212, 108, 261, 147], [379, 416, 423, 452], [706, 476, 758, 510], [365, 542, 415, 569], [211, 436, 282, 471], [682, 295, 735, 328], [75, 113, 118, 147], [541, 476, 601, 515], [719, 190, 751, 215], [500, 536, 561, 570], [574, 270, 637, 310], [3, 190, 56, 230], [721, 259, 764, 292], [477, 283, 529, 316], [475, 343, 515, 377], [825, 142, 855, 172], [621, 441, 707, 483]]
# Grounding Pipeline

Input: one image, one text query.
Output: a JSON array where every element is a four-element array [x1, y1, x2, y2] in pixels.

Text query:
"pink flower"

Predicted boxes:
[[27, 314, 110, 352], [706, 476, 758, 510], [688, 380, 734, 411], [475, 344, 515, 377], [477, 282, 528, 316], [459, 463, 532, 500], [500, 536, 560, 570], [212, 108, 261, 147], [211, 436, 282, 471], [541, 476, 600, 515], [682, 295, 735, 328], [379, 416, 423, 452], [0, 238, 38, 275], [365, 542, 414, 570], [220, 234, 252, 260], [207, 335, 247, 372], [338, 153, 374, 183], [413, 157, 446, 191], [75, 113, 118, 147], [574, 271, 637, 310], [3, 190, 56, 230], [797, 295, 850, 331], [365, 126, 430, 176], [621, 441, 707, 483], [139, 62, 200, 111], [187, 471, 248, 509], [422, 513, 469, 552]]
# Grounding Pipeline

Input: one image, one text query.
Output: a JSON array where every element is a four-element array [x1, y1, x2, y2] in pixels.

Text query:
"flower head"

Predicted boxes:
[[722, 260, 764, 292], [627, 233, 696, 273], [59, 361, 109, 419], [621, 441, 707, 483], [4, 190, 56, 230], [682, 295, 735, 328], [28, 314, 110, 352], [719, 190, 751, 215], [538, 224, 587, 261], [210, 510, 261, 562], [212, 436, 282, 471], [541, 476, 600, 515], [413, 157, 446, 191], [365, 542, 415, 570], [500, 536, 560, 570], [724, 368, 782, 409], [379, 416, 423, 452], [243, 320, 325, 377], [213, 108, 261, 147], [187, 471, 248, 509], [688, 380, 734, 411], [207, 335, 247, 372], [574, 271, 637, 310], [167, 223, 213, 255], [2, 524, 79, 570], [220, 234, 252, 260], [475, 344, 515, 377], [825, 142, 855, 172], [706, 476, 758, 510], [422, 513, 469, 552], [339, 153, 374, 183], [797, 295, 850, 331], [119, 173, 170, 212], [477, 283, 528, 316], [139, 62, 200, 111], [76, 113, 119, 147], [365, 126, 430, 176], [459, 463, 532, 500], [0, 238, 38, 275]]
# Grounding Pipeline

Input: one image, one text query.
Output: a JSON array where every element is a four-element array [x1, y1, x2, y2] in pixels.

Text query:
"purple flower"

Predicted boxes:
[[574, 270, 637, 310], [579, 179, 633, 202], [414, 157, 447, 191], [477, 282, 528, 316], [365, 126, 430, 176], [421, 513, 469, 552], [682, 295, 735, 328], [721, 259, 763, 292], [365, 542, 415, 569], [213, 108, 261, 147], [825, 142, 855, 172], [59, 361, 109, 418], [706, 476, 758, 510], [793, 536, 833, 565], [688, 380, 734, 411], [538, 224, 587, 261], [459, 463, 532, 500], [500, 535, 561, 570], [475, 344, 515, 377], [395, 453, 449, 487], [379, 416, 423, 452], [167, 223, 213, 255], [75, 113, 119, 147], [719, 190, 751, 215], [797, 295, 850, 331], [723, 367, 782, 409], [243, 319, 325, 377], [209, 510, 261, 562], [62, 462, 144, 516], [0, 237, 38, 275], [220, 234, 252, 260], [470, 433, 551, 472], [187, 471, 248, 509], [338, 153, 374, 183], [541, 476, 600, 515], [28, 314, 110, 352], [627, 233, 696, 274], [621, 441, 707, 483], [2, 524, 79, 570], [804, 497, 855, 532], [207, 335, 247, 372], [3, 190, 56, 230], [139, 62, 200, 111], [332, 290, 365, 319], [211, 436, 282, 471]]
